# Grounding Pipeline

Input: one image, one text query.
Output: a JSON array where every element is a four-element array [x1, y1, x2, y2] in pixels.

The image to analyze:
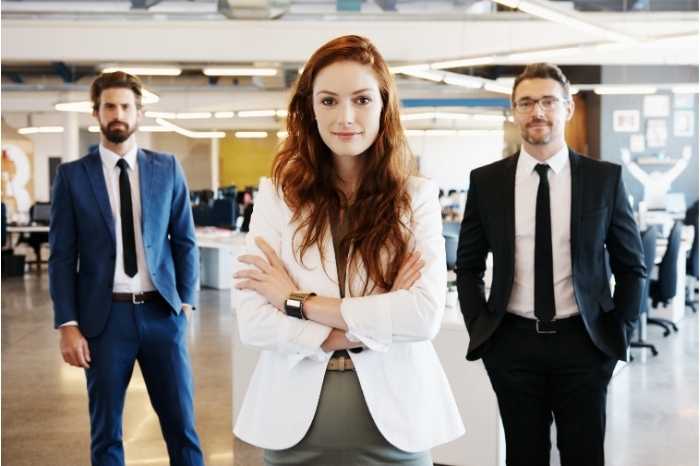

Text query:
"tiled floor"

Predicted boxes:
[[2, 269, 698, 466]]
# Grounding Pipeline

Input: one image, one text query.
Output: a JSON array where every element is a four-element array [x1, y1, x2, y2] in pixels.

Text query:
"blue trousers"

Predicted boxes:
[[85, 298, 205, 466]]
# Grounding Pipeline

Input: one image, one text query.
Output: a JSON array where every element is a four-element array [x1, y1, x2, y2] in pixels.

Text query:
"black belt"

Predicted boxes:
[[504, 312, 583, 335], [112, 291, 161, 304]]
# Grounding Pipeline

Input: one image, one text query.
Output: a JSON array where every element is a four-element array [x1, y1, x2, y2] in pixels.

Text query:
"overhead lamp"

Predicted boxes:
[[18, 126, 64, 135], [55, 101, 92, 113], [505, 46, 581, 62], [276, 109, 288, 118], [431, 56, 496, 70], [203, 67, 278, 77], [237, 110, 277, 118], [142, 89, 160, 104], [145, 111, 177, 119], [400, 69, 445, 82], [101, 66, 182, 76], [594, 85, 657, 95], [389, 64, 431, 74], [443, 74, 483, 89], [234, 131, 269, 139], [490, 0, 637, 43], [214, 111, 236, 118], [484, 82, 513, 95], [155, 118, 225, 139], [277, 131, 288, 139]]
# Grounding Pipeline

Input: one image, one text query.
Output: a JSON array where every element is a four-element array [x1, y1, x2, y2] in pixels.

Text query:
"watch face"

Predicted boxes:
[[286, 299, 301, 310]]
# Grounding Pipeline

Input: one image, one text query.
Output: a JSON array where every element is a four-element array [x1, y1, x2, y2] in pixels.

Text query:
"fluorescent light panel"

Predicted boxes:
[[203, 68, 277, 77], [235, 131, 269, 139], [594, 85, 657, 95], [18, 126, 64, 135], [101, 66, 182, 76], [155, 118, 225, 139]]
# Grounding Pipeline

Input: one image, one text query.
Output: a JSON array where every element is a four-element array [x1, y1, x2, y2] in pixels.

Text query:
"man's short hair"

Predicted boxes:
[[90, 71, 143, 111], [511, 63, 571, 102]]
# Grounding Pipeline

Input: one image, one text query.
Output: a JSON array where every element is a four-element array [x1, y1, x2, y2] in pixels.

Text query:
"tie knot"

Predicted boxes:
[[116, 158, 129, 171], [535, 164, 549, 178]]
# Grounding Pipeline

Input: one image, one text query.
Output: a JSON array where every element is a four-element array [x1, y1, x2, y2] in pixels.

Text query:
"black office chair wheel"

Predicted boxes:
[[671, 322, 679, 332], [651, 347, 659, 356]]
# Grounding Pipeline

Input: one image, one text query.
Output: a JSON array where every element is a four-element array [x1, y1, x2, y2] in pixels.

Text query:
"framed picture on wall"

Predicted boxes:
[[674, 94, 696, 109], [646, 119, 668, 148], [612, 110, 640, 132], [673, 111, 695, 137]]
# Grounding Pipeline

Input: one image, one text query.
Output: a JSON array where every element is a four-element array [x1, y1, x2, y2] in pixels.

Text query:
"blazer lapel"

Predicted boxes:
[[569, 148, 583, 262], [137, 149, 152, 239], [84, 149, 116, 243]]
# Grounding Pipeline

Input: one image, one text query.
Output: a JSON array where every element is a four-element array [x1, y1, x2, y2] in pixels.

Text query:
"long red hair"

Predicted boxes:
[[272, 35, 415, 294]]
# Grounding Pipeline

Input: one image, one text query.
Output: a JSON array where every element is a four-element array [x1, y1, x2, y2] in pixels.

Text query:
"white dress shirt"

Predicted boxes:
[[99, 144, 155, 294], [507, 146, 579, 320]]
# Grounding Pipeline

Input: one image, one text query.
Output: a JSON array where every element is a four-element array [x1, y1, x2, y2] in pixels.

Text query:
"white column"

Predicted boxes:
[[210, 137, 220, 191], [62, 112, 80, 162]]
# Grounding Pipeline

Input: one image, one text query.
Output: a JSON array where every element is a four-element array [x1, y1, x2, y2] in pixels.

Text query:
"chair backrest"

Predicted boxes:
[[640, 226, 659, 314], [211, 198, 237, 229], [444, 234, 458, 271], [1, 202, 7, 248], [31, 202, 51, 225], [655, 221, 682, 301], [684, 201, 699, 279]]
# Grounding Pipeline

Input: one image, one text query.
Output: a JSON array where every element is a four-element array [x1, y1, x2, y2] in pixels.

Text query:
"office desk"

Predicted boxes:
[[195, 228, 246, 290]]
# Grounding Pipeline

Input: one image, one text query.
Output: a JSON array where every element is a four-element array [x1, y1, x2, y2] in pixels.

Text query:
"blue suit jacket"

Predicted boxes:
[[49, 147, 199, 338]]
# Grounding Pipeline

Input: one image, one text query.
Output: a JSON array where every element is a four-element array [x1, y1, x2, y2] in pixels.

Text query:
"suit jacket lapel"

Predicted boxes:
[[569, 148, 583, 262], [137, 149, 151, 240], [503, 152, 519, 266], [84, 149, 116, 243]]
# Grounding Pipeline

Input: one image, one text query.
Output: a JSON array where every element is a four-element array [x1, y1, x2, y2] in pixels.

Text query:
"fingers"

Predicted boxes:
[[234, 279, 259, 292], [76, 342, 90, 369], [234, 269, 265, 281], [255, 237, 285, 270], [237, 255, 272, 273]]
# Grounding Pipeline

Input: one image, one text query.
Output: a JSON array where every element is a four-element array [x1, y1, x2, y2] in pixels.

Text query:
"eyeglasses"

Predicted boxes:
[[513, 96, 567, 114]]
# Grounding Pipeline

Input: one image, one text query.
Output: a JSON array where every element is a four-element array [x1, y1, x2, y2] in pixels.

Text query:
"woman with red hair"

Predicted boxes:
[[233, 35, 464, 465]]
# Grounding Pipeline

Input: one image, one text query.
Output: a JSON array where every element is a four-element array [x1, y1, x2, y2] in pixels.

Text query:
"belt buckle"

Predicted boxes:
[[132, 293, 145, 305], [536, 320, 557, 334], [336, 356, 346, 372]]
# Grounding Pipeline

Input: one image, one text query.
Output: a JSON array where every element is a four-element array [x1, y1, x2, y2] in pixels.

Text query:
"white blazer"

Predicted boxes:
[[232, 176, 465, 452]]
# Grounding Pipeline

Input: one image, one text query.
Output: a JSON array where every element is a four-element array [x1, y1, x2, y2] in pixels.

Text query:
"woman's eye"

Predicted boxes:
[[320, 97, 335, 106], [355, 96, 371, 105]]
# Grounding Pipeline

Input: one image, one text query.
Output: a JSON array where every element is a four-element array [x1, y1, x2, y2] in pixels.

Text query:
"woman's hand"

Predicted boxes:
[[321, 329, 362, 353], [391, 251, 425, 291], [235, 236, 298, 311]]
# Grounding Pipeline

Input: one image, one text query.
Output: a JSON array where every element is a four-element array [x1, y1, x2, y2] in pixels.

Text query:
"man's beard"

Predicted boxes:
[[521, 119, 552, 146], [101, 121, 136, 144]]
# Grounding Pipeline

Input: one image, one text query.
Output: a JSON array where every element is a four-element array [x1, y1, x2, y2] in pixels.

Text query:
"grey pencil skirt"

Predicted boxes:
[[263, 370, 433, 466]]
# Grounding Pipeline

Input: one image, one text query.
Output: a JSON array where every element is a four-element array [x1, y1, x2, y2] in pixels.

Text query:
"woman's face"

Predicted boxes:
[[312, 61, 383, 158]]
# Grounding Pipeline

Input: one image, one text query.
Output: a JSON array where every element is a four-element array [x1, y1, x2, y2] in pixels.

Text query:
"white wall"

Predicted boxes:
[[409, 133, 504, 192]]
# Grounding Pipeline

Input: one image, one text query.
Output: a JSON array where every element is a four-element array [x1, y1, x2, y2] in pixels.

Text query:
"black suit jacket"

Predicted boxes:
[[456, 149, 646, 362]]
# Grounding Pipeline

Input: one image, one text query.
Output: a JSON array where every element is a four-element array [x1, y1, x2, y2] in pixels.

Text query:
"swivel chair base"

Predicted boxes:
[[647, 317, 679, 337]]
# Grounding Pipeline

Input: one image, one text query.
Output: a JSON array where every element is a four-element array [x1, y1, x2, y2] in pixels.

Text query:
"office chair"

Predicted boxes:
[[16, 202, 50, 268], [211, 198, 238, 230], [631, 226, 659, 357], [684, 201, 698, 313], [648, 221, 682, 336]]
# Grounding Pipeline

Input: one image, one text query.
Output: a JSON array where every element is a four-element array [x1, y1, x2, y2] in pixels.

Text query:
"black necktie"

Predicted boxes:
[[534, 164, 555, 322], [117, 159, 137, 277]]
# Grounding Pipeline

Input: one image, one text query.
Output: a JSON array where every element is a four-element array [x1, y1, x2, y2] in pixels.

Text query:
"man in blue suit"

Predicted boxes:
[[49, 71, 205, 466]]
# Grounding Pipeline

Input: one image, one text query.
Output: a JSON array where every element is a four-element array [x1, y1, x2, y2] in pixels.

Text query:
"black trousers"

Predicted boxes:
[[482, 313, 617, 466]]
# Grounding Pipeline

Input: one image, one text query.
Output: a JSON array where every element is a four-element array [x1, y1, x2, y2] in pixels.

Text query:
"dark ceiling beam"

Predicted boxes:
[[51, 62, 75, 83]]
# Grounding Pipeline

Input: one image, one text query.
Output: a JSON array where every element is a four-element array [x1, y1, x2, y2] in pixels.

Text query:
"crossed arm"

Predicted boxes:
[[234, 236, 424, 352]]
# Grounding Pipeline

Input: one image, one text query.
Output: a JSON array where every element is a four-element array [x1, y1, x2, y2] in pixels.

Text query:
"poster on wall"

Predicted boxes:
[[673, 94, 696, 109], [612, 110, 640, 132], [646, 119, 668, 148], [630, 134, 645, 153], [643, 95, 670, 117], [673, 111, 695, 137]]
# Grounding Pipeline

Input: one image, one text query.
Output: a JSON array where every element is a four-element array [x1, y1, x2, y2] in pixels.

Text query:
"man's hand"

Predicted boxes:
[[59, 326, 91, 368]]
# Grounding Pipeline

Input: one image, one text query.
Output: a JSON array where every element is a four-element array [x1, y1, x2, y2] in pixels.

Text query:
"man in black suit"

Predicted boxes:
[[456, 63, 645, 466]]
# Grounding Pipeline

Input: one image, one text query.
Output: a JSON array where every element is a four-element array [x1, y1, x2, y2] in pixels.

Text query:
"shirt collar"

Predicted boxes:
[[99, 144, 139, 171], [519, 145, 569, 175]]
